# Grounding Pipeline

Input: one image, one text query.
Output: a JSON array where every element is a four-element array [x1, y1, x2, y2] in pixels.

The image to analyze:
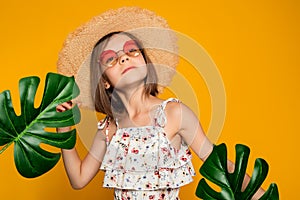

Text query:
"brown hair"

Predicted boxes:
[[90, 32, 158, 119]]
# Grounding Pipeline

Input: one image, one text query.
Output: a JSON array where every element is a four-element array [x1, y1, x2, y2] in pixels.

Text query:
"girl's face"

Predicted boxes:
[[99, 33, 147, 90]]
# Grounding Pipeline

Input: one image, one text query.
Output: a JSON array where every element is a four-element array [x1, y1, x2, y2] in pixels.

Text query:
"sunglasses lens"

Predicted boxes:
[[127, 49, 140, 57], [100, 50, 118, 67], [124, 40, 141, 57]]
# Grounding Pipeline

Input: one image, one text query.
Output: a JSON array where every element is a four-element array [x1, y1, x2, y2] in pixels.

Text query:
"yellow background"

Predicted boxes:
[[0, 0, 299, 199]]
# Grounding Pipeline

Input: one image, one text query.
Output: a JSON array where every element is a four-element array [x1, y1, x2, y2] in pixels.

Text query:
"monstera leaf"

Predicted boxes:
[[196, 143, 279, 200], [0, 73, 80, 178]]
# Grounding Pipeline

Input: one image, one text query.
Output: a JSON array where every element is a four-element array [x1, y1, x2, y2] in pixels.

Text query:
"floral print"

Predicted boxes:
[[114, 188, 180, 200], [100, 98, 196, 199]]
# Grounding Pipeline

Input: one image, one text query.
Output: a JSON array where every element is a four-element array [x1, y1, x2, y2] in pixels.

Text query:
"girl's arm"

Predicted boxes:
[[164, 101, 265, 199], [56, 102, 107, 189], [164, 101, 213, 161]]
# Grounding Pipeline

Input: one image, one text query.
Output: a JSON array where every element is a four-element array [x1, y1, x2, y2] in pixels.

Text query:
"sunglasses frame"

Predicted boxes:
[[99, 40, 142, 68]]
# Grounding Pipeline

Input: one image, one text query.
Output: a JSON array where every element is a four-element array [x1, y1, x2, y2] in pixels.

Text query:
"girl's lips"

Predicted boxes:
[[122, 66, 136, 74]]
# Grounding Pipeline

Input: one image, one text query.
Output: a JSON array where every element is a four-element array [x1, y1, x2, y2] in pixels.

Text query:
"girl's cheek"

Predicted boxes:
[[104, 70, 119, 85], [138, 55, 146, 65]]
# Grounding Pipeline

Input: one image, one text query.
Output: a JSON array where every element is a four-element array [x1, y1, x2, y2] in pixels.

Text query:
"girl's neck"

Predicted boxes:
[[117, 85, 149, 113], [115, 86, 161, 125]]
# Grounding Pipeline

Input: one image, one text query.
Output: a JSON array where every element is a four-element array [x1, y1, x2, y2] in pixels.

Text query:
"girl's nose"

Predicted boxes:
[[119, 54, 130, 64]]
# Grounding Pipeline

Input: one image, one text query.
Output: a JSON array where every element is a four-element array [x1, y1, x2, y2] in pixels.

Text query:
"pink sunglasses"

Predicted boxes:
[[99, 40, 142, 67]]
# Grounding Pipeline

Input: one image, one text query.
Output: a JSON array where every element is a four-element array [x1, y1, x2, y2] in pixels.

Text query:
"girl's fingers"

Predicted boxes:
[[64, 101, 73, 109], [56, 101, 74, 112], [56, 105, 66, 112], [67, 100, 73, 106]]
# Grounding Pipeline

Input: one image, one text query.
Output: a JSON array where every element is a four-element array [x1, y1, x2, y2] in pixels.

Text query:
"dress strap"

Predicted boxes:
[[155, 98, 180, 128], [161, 98, 180, 110], [98, 116, 119, 146], [97, 116, 110, 146], [97, 116, 109, 129], [115, 118, 119, 129]]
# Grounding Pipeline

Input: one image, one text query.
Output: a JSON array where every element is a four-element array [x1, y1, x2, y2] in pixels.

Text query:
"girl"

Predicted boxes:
[[56, 7, 264, 200]]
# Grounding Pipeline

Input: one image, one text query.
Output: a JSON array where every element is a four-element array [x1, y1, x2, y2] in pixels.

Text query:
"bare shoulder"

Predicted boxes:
[[164, 100, 182, 117], [164, 100, 198, 132], [164, 100, 185, 131], [164, 100, 193, 118]]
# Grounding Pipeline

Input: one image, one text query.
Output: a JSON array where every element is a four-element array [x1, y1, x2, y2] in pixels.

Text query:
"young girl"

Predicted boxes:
[[56, 7, 264, 200]]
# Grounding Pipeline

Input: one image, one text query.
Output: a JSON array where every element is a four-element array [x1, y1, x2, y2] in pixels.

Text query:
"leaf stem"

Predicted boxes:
[[0, 141, 13, 154]]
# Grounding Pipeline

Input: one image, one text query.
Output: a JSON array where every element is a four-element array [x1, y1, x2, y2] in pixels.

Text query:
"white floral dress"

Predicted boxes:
[[100, 98, 196, 200]]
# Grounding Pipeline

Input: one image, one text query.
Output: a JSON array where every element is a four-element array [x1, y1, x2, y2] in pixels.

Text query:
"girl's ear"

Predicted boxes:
[[104, 81, 111, 89]]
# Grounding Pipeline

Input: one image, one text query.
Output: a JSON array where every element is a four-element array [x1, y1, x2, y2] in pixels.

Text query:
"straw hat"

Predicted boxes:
[[57, 6, 178, 109]]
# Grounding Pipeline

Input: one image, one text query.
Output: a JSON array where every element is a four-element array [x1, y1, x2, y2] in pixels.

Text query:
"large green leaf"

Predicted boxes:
[[196, 143, 279, 200], [0, 72, 81, 178]]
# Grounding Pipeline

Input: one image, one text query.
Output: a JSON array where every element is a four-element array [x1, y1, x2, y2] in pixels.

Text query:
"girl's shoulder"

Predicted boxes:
[[162, 98, 195, 128], [97, 116, 117, 142], [153, 97, 181, 109], [150, 97, 182, 119], [160, 98, 183, 128], [162, 98, 182, 113]]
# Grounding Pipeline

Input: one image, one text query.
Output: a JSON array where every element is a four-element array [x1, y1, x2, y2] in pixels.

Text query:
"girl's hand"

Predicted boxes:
[[56, 101, 73, 132], [56, 101, 73, 112]]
